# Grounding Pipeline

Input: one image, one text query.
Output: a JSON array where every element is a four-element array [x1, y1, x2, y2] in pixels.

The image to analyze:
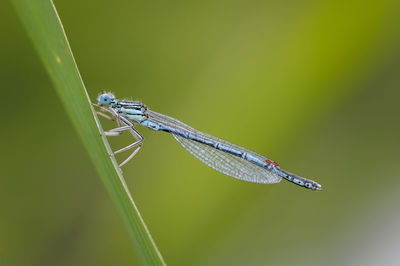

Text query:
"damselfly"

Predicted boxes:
[[94, 93, 322, 190]]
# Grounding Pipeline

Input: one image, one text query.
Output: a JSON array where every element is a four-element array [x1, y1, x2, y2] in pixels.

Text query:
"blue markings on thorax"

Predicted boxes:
[[121, 107, 143, 116], [126, 114, 147, 123], [113, 105, 147, 123]]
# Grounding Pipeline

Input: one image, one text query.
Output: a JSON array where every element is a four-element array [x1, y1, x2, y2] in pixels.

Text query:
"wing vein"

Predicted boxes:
[[147, 110, 282, 184]]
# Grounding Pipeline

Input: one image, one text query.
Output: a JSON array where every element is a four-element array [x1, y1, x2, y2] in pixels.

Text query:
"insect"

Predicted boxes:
[[94, 92, 322, 190]]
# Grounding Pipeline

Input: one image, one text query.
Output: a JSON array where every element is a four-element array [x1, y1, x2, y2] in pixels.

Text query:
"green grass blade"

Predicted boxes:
[[11, 1, 166, 265]]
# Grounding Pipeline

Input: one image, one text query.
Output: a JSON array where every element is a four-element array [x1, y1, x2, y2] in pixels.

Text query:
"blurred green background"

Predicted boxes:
[[1, 0, 400, 265]]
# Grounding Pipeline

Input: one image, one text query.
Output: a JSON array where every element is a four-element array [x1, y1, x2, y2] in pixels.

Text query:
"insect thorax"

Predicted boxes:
[[113, 101, 148, 123]]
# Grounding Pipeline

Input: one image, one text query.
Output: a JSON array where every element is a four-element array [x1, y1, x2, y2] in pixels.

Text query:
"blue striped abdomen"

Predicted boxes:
[[136, 110, 321, 190]]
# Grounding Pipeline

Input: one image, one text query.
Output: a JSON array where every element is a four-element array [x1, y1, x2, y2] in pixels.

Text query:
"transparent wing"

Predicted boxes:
[[173, 134, 282, 184], [147, 110, 282, 184]]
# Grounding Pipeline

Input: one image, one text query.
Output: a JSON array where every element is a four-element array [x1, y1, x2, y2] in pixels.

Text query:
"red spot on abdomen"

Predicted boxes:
[[266, 160, 279, 167]]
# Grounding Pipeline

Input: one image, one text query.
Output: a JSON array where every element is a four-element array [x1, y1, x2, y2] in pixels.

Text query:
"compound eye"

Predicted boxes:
[[99, 94, 111, 105]]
